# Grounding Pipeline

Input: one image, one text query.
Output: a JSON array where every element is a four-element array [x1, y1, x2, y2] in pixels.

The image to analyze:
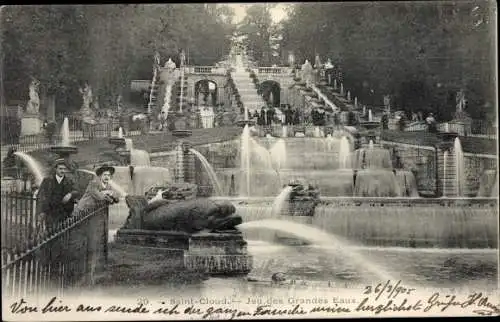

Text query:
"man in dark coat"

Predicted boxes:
[[37, 159, 80, 231]]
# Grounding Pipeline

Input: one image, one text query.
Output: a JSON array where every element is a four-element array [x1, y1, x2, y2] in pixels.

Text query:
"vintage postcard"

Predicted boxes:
[[1, 2, 498, 320]]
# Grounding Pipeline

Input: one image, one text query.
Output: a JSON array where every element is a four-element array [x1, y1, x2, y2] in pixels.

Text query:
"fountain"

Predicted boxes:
[[11, 152, 45, 187], [239, 124, 252, 196], [454, 137, 465, 196], [189, 148, 224, 196], [50, 117, 78, 159], [115, 182, 253, 276], [239, 219, 395, 282], [338, 136, 351, 169]]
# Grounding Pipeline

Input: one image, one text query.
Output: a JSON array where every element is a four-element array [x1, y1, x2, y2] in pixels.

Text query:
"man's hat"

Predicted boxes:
[[53, 158, 68, 167], [95, 164, 115, 177]]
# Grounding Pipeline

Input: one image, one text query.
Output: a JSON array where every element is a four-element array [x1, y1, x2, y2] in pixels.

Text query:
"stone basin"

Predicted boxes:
[[360, 121, 380, 130], [108, 137, 126, 147], [50, 145, 78, 158], [172, 129, 193, 137], [236, 119, 256, 127]]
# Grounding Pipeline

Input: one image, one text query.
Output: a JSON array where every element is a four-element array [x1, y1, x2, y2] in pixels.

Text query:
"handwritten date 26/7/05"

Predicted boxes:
[[363, 280, 416, 301]]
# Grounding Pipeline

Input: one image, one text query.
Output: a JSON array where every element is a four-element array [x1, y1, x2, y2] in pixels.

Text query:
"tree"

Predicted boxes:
[[238, 4, 274, 65], [279, 2, 496, 121], [2, 4, 234, 114]]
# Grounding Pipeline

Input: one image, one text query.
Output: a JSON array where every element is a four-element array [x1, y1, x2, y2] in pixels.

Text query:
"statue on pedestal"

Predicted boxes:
[[26, 78, 40, 115], [454, 89, 470, 121], [180, 50, 186, 67], [455, 89, 466, 113], [383, 94, 391, 113], [79, 82, 96, 124], [314, 54, 322, 69], [154, 51, 161, 68], [301, 60, 313, 87], [116, 94, 123, 113]]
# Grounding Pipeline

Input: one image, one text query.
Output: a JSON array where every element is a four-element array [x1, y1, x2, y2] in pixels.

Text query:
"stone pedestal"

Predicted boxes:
[[21, 115, 43, 136], [115, 229, 253, 275]]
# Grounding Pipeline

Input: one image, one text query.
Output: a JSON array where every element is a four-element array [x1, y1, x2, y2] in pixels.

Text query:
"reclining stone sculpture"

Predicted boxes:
[[123, 183, 242, 234]]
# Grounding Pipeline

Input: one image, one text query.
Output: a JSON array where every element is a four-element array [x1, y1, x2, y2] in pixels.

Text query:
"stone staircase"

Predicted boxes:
[[231, 68, 265, 114]]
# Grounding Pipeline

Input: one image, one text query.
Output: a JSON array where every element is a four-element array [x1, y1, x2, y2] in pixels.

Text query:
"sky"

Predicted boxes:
[[225, 3, 290, 24]]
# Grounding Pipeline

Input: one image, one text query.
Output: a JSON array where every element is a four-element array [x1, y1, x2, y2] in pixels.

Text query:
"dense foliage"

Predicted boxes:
[[2, 4, 234, 114], [279, 2, 496, 121]]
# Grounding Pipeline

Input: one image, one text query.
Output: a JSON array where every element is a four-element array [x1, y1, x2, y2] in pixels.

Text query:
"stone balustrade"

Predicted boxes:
[[185, 66, 227, 75], [255, 67, 293, 75]]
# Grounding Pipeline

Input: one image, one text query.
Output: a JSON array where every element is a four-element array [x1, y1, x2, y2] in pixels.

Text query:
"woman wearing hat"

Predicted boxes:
[[75, 164, 119, 211], [71, 164, 119, 284]]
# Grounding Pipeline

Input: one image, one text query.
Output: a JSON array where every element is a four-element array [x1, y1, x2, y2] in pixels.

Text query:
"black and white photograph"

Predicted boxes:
[[1, 2, 498, 320]]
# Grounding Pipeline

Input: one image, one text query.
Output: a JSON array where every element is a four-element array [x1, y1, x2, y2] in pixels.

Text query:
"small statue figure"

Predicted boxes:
[[116, 94, 123, 113], [324, 58, 334, 70], [154, 51, 161, 68], [93, 96, 100, 111], [79, 82, 96, 124], [314, 54, 322, 69], [179, 50, 186, 67], [164, 58, 176, 71], [26, 78, 40, 114], [79, 82, 93, 112], [301, 60, 313, 87], [456, 89, 466, 113], [288, 52, 295, 67], [383, 94, 391, 113]]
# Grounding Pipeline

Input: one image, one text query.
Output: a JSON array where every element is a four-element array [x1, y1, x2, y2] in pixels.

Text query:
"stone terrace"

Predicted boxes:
[[28, 126, 242, 169], [380, 130, 497, 155]]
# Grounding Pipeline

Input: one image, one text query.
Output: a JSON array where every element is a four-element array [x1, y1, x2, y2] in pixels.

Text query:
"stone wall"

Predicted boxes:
[[464, 155, 497, 196], [381, 141, 436, 195]]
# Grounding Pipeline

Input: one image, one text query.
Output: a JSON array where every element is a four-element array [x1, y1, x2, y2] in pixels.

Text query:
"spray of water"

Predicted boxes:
[[269, 138, 287, 170], [238, 219, 396, 282], [454, 137, 465, 196], [270, 186, 293, 216], [443, 150, 449, 197], [240, 125, 251, 196], [338, 136, 351, 169], [368, 109, 373, 122], [13, 152, 45, 186], [161, 84, 173, 124], [61, 117, 71, 146], [118, 127, 124, 139], [189, 148, 224, 196], [130, 149, 151, 167]]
